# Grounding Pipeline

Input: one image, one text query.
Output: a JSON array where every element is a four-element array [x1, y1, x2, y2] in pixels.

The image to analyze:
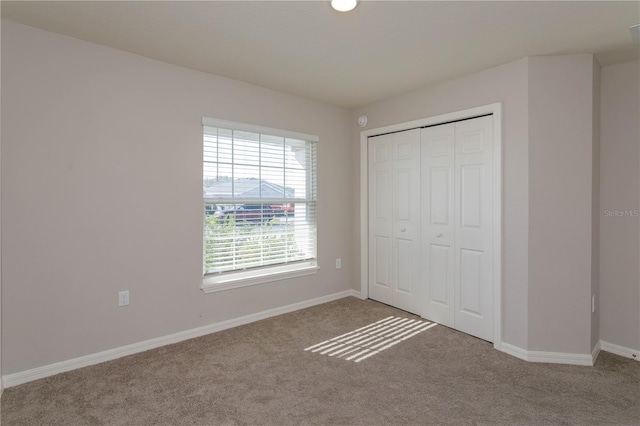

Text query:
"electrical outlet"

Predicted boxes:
[[119, 290, 130, 307], [336, 258, 342, 269]]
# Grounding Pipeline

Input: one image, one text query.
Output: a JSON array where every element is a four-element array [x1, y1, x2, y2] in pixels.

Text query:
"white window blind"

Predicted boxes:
[[203, 119, 318, 277]]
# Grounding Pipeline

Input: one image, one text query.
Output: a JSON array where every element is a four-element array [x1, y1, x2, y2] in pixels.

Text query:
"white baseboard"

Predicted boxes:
[[2, 289, 357, 388], [500, 342, 529, 361], [501, 342, 596, 366], [349, 289, 363, 299], [600, 340, 640, 361]]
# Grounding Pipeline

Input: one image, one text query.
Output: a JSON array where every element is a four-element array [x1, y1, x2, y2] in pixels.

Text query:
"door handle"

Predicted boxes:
[[401, 228, 406, 232], [436, 233, 443, 238]]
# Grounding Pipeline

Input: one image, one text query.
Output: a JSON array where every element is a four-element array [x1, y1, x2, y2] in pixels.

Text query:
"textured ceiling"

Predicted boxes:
[[2, 1, 639, 109]]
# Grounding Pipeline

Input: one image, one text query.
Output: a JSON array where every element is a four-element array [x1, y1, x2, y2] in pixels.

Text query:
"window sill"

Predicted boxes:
[[201, 262, 319, 294]]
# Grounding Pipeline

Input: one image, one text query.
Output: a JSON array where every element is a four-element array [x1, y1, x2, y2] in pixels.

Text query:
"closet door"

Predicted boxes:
[[421, 115, 494, 342], [421, 123, 455, 328], [368, 134, 393, 306], [368, 129, 421, 315], [454, 116, 494, 342]]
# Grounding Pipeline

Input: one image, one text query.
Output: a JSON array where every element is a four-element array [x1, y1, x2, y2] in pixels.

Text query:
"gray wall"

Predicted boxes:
[[352, 58, 531, 350], [1, 21, 354, 374], [0, 14, 3, 394], [599, 59, 640, 352], [591, 58, 601, 350], [527, 54, 598, 354]]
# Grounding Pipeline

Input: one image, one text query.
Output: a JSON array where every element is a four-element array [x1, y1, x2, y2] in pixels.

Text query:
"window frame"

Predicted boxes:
[[201, 117, 319, 293]]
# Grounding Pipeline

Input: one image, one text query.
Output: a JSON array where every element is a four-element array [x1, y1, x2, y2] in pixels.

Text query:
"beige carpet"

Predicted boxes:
[[1, 297, 638, 425]]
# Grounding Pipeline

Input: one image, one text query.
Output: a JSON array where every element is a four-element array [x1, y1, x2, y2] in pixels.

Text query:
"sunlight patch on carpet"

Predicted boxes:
[[304, 316, 437, 363]]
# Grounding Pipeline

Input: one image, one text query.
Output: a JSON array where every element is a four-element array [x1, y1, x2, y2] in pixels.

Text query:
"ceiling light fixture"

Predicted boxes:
[[331, 0, 357, 12]]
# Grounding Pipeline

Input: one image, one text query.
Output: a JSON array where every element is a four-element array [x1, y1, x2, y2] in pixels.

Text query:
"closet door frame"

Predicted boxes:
[[359, 103, 503, 351]]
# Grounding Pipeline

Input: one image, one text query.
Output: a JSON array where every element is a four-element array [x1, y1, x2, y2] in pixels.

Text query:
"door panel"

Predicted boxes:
[[460, 131, 484, 154], [396, 170, 411, 221], [391, 129, 421, 315], [374, 143, 390, 162], [460, 165, 483, 228], [374, 236, 390, 289], [454, 116, 494, 342], [375, 170, 390, 220], [429, 244, 450, 305], [396, 140, 413, 159], [369, 135, 393, 306], [421, 124, 455, 327], [430, 168, 450, 225], [395, 239, 413, 294], [459, 248, 483, 316], [369, 129, 421, 315], [422, 115, 494, 342]]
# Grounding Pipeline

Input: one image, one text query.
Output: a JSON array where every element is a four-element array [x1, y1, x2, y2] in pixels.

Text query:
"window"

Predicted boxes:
[[202, 117, 318, 293]]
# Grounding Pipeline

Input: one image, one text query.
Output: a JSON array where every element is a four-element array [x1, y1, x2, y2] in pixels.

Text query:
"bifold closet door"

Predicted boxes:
[[368, 129, 421, 315], [420, 123, 456, 327], [422, 115, 494, 342]]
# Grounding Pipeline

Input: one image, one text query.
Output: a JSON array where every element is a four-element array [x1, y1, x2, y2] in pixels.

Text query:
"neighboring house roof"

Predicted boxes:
[[203, 178, 294, 199]]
